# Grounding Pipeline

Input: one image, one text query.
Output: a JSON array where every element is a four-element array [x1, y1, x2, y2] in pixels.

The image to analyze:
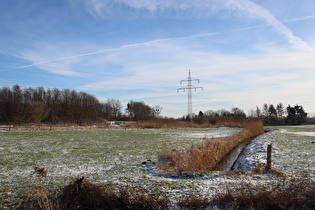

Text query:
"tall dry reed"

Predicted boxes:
[[18, 177, 170, 210], [157, 118, 264, 172], [211, 178, 315, 209], [126, 118, 210, 129]]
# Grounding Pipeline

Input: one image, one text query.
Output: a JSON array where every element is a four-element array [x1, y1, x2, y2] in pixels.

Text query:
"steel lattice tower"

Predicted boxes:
[[177, 70, 203, 119]]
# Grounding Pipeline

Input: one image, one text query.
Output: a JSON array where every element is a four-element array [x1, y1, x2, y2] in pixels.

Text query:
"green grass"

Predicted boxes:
[[0, 127, 239, 208], [267, 125, 315, 178], [267, 124, 315, 132], [1, 125, 314, 209]]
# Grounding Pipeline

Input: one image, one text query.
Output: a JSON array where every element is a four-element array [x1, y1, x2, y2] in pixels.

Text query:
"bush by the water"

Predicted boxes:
[[19, 177, 314, 210], [18, 177, 170, 210], [210, 178, 315, 210], [157, 118, 264, 172]]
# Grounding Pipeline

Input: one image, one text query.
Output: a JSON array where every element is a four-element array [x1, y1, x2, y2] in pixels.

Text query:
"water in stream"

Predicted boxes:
[[222, 138, 253, 170]]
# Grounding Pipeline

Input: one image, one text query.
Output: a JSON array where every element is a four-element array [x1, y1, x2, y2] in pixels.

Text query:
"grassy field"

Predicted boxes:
[[0, 127, 240, 208], [1, 125, 314, 209], [268, 125, 315, 178]]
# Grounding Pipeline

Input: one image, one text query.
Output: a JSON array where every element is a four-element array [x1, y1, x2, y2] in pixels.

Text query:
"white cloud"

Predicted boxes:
[[224, 0, 315, 51], [82, 0, 223, 18], [16, 38, 315, 117], [84, 0, 112, 18], [82, 0, 314, 51], [17, 43, 84, 76]]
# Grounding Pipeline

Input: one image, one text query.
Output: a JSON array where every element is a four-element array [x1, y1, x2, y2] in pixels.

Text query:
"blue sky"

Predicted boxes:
[[1, 0, 315, 118]]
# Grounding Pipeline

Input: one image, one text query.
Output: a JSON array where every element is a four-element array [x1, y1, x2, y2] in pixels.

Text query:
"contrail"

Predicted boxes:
[[19, 0, 315, 69], [225, 0, 315, 51], [18, 32, 219, 68]]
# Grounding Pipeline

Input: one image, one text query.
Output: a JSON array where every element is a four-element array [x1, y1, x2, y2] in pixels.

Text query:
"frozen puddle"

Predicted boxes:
[[280, 128, 315, 137], [288, 131, 315, 136], [181, 128, 241, 139]]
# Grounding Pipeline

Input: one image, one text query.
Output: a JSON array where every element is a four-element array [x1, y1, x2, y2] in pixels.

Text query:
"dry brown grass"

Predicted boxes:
[[8, 116, 252, 130], [19, 177, 314, 210], [176, 194, 210, 209], [157, 118, 264, 172], [252, 163, 285, 176], [175, 177, 315, 210], [125, 118, 211, 129], [134, 117, 256, 129], [211, 178, 315, 210], [18, 177, 170, 210], [36, 188, 57, 210], [33, 167, 47, 177]]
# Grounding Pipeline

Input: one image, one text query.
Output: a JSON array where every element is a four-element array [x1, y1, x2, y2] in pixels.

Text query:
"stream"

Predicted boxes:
[[222, 138, 253, 171]]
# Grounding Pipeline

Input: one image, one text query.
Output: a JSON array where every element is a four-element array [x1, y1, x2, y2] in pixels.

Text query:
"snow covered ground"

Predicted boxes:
[[121, 126, 315, 204], [0, 126, 314, 208], [146, 126, 315, 202], [234, 126, 314, 179]]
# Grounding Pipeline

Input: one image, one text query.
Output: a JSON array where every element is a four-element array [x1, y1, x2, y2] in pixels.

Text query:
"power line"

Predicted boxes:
[[177, 70, 203, 119]]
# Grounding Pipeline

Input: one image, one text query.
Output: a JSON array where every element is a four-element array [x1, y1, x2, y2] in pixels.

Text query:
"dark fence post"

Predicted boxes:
[[266, 144, 272, 171]]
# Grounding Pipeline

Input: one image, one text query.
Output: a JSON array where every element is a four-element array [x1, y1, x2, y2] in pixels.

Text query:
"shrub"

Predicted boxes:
[[18, 177, 170, 210], [157, 118, 264, 172], [176, 194, 210, 209], [211, 178, 315, 210]]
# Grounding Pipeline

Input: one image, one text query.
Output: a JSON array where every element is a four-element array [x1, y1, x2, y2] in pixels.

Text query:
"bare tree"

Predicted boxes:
[[204, 110, 216, 117], [231, 107, 246, 117], [217, 109, 231, 117], [255, 106, 262, 117], [29, 101, 50, 127], [127, 100, 152, 121], [107, 98, 122, 120]]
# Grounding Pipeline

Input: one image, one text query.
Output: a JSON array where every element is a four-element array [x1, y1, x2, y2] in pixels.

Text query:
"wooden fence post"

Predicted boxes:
[[266, 144, 272, 171]]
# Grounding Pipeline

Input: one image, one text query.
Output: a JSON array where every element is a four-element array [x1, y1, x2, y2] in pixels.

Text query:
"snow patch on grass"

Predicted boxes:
[[288, 131, 315, 136], [234, 127, 314, 179], [0, 126, 314, 208]]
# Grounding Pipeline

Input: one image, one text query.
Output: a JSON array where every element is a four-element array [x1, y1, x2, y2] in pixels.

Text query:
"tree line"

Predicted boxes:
[[193, 103, 308, 125], [0, 85, 308, 126], [0, 85, 161, 125], [259, 103, 307, 125]]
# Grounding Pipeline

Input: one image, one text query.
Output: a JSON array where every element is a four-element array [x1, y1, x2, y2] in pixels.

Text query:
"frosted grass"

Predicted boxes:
[[1, 125, 313, 208], [0, 127, 240, 206], [234, 125, 315, 179], [271, 125, 315, 178]]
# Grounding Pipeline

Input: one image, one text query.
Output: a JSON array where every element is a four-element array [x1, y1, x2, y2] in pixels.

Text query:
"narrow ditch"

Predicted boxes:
[[222, 138, 254, 171]]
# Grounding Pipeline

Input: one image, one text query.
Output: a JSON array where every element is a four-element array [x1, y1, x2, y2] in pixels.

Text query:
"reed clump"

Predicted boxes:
[[211, 178, 315, 210], [177, 194, 210, 209], [175, 178, 315, 210], [126, 118, 210, 129], [18, 177, 170, 210], [157, 118, 264, 172]]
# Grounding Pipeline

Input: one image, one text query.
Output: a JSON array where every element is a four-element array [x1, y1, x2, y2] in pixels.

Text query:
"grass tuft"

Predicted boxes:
[[19, 177, 315, 210], [211, 178, 315, 210], [252, 163, 285, 176], [176, 194, 210, 209], [18, 177, 170, 210]]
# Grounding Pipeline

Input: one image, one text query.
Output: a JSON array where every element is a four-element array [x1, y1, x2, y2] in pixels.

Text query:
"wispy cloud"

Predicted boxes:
[[224, 0, 315, 51], [17, 12, 314, 75], [82, 0, 314, 51], [17, 32, 219, 70], [2, 0, 315, 118], [82, 0, 223, 19]]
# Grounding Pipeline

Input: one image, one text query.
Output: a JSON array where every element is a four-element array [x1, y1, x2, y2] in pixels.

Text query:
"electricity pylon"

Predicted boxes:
[[177, 70, 203, 119]]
